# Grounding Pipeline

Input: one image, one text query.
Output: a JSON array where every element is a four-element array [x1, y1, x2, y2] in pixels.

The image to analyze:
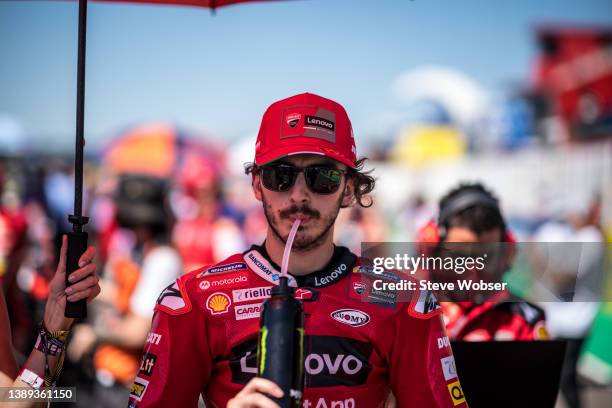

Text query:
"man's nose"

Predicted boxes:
[[288, 172, 310, 203]]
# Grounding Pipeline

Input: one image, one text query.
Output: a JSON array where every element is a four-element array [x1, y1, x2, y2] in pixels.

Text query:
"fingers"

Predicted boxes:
[[66, 284, 98, 302], [86, 284, 101, 302], [228, 392, 281, 408], [78, 246, 96, 268], [68, 263, 97, 284], [227, 378, 283, 408], [65, 267, 99, 302], [237, 378, 283, 399]]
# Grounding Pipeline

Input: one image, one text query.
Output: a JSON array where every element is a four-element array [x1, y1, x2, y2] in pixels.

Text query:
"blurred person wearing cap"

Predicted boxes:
[[417, 183, 548, 342], [0, 235, 100, 407], [172, 154, 245, 271], [128, 93, 468, 408], [67, 174, 182, 407]]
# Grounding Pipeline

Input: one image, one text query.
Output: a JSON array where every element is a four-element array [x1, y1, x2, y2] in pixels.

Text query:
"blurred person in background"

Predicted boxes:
[[0, 161, 29, 352], [171, 155, 245, 271], [0, 235, 99, 407], [1, 158, 63, 366], [418, 182, 548, 341], [0, 162, 28, 290], [67, 174, 182, 407], [397, 193, 435, 241], [334, 205, 387, 255], [532, 195, 605, 408]]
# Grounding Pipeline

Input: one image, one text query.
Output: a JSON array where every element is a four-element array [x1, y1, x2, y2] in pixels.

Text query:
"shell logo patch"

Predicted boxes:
[[206, 292, 231, 315]]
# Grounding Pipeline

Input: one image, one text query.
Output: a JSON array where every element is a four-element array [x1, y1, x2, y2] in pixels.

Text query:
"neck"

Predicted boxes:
[[264, 229, 335, 276]]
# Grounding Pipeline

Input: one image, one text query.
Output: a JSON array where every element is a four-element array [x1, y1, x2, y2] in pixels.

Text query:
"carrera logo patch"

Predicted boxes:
[[331, 309, 370, 327], [206, 292, 231, 315], [234, 303, 262, 320]]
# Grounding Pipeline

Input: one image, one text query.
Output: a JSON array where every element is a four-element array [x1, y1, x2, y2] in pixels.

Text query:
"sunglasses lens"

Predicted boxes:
[[260, 164, 344, 194], [261, 165, 298, 192], [305, 167, 343, 194]]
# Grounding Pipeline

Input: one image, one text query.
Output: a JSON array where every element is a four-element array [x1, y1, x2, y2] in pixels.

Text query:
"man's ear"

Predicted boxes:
[[252, 173, 263, 202], [341, 177, 355, 207]]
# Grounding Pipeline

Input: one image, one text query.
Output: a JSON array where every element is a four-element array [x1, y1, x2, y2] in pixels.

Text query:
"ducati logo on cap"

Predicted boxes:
[[286, 113, 301, 128]]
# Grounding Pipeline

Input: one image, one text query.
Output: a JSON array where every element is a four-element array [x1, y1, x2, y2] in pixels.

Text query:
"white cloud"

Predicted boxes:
[[391, 66, 490, 127]]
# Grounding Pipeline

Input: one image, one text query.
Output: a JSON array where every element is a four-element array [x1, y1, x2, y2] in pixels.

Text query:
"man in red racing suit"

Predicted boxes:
[[128, 245, 468, 407], [129, 93, 468, 408], [418, 183, 548, 343]]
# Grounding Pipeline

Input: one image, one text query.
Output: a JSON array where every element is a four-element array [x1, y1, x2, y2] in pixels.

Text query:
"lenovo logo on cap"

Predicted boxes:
[[304, 115, 335, 132]]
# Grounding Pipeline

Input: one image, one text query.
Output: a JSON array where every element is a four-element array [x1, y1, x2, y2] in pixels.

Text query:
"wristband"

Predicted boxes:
[[35, 322, 70, 387], [19, 368, 44, 389], [35, 324, 69, 357]]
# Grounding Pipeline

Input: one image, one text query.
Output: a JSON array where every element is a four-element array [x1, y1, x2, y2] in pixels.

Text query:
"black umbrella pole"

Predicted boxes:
[[66, 0, 89, 319]]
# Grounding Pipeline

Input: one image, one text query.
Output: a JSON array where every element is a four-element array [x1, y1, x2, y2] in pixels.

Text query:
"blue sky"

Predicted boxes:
[[1, 0, 611, 152]]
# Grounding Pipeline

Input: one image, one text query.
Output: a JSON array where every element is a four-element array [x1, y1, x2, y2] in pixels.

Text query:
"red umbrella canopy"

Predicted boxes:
[[94, 0, 280, 8]]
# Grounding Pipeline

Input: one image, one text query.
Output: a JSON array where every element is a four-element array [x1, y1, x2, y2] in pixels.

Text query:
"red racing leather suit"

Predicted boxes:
[[128, 245, 469, 408], [441, 296, 548, 341]]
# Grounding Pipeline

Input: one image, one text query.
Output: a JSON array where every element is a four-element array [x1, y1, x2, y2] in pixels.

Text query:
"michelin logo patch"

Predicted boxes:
[[207, 262, 247, 274]]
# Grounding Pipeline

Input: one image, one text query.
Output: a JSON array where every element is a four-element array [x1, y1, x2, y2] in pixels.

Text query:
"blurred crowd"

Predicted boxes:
[[0, 121, 610, 407]]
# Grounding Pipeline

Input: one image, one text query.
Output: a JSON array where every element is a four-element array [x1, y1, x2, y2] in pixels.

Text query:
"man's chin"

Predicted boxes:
[[287, 229, 328, 251]]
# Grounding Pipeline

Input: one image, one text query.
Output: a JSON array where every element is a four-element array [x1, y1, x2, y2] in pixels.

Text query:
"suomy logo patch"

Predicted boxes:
[[331, 309, 370, 327]]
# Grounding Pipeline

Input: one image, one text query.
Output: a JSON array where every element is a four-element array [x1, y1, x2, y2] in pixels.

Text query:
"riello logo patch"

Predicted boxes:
[[330, 309, 370, 327]]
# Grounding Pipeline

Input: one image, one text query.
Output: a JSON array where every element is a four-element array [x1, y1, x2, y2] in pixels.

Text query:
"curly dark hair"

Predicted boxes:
[[244, 157, 376, 208]]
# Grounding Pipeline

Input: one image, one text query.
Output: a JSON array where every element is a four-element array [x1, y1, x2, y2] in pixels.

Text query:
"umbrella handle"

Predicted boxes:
[[65, 231, 88, 319]]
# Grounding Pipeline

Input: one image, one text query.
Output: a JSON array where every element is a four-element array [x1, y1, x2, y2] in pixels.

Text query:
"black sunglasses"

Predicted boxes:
[[259, 163, 347, 195]]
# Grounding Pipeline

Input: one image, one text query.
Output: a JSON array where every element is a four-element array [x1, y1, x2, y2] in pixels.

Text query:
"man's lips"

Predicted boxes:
[[289, 213, 312, 223]]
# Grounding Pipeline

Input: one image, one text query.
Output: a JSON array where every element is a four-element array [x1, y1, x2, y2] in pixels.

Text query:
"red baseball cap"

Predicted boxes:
[[255, 93, 357, 169]]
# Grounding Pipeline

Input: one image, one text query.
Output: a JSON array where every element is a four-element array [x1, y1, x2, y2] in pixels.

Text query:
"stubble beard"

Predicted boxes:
[[262, 194, 343, 252]]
